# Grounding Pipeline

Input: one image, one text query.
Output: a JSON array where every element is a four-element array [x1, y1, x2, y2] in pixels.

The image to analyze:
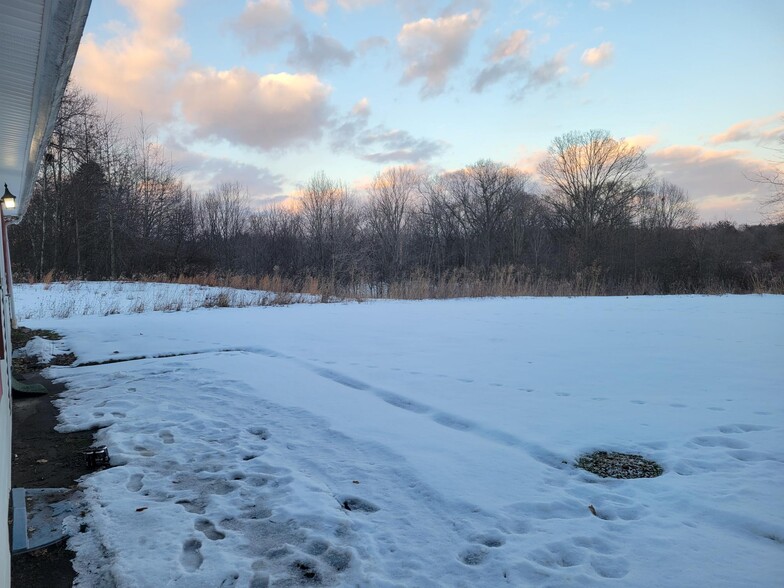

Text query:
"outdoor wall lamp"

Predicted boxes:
[[2, 184, 16, 210]]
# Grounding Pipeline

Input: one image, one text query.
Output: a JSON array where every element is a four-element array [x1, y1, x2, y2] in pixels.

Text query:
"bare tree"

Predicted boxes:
[[760, 133, 784, 222], [297, 171, 360, 278], [432, 161, 532, 269], [367, 166, 421, 279], [246, 206, 302, 275], [539, 130, 651, 256], [639, 180, 697, 230], [198, 182, 249, 269]]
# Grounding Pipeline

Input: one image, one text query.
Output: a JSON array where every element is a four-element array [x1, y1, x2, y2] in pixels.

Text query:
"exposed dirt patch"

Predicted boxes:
[[10, 354, 96, 586], [576, 451, 663, 479], [11, 327, 74, 373], [11, 327, 62, 348], [49, 353, 76, 367]]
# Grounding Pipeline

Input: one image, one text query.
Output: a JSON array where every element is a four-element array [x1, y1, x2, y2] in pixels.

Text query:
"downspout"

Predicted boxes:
[[1, 208, 16, 329]]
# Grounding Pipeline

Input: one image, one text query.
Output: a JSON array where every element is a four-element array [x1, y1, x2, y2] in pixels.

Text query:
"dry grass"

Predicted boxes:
[[24, 266, 784, 316], [110, 268, 784, 300]]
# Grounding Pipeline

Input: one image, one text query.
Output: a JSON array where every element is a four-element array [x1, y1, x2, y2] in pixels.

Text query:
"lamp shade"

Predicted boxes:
[[2, 184, 16, 210]]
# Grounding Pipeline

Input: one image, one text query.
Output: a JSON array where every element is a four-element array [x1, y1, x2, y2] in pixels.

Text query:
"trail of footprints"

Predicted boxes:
[[122, 419, 373, 584], [112, 359, 779, 584]]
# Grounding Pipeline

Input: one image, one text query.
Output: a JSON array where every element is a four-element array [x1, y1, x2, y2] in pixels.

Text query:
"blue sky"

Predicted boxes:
[[72, 0, 784, 223]]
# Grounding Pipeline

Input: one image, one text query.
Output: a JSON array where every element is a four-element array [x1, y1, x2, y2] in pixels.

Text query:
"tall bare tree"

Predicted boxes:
[[639, 180, 697, 230], [539, 130, 651, 259], [760, 132, 784, 222], [198, 182, 249, 270], [367, 166, 421, 279], [298, 172, 359, 278]]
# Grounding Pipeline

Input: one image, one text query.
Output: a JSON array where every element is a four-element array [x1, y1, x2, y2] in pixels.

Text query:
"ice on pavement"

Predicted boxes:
[[17, 283, 784, 586]]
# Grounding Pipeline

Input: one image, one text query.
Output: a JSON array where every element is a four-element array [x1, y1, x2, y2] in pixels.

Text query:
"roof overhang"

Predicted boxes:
[[0, 0, 91, 221]]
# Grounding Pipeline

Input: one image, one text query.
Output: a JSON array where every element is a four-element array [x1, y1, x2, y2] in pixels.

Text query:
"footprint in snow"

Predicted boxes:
[[340, 496, 379, 513], [126, 473, 144, 492], [458, 546, 488, 565], [176, 498, 207, 515], [471, 532, 505, 548], [718, 424, 773, 434], [195, 518, 226, 540], [180, 538, 203, 572]]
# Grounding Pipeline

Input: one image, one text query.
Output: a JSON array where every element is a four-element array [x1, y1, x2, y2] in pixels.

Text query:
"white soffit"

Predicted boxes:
[[0, 0, 91, 220]]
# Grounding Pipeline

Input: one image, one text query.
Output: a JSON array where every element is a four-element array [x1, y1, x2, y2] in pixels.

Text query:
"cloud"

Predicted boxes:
[[473, 31, 572, 97], [514, 145, 549, 176], [491, 29, 533, 62], [527, 46, 571, 88], [398, 11, 482, 97], [394, 0, 432, 19], [710, 113, 784, 145], [72, 0, 190, 121], [228, 0, 294, 52], [351, 97, 371, 116], [289, 31, 355, 73], [591, 0, 631, 10], [304, 0, 329, 15], [472, 30, 534, 92], [179, 68, 332, 150], [625, 134, 659, 150], [357, 36, 389, 55], [331, 103, 447, 163], [229, 1, 354, 73], [648, 145, 773, 224], [358, 129, 448, 163], [532, 10, 560, 28], [581, 42, 614, 68], [178, 154, 285, 202], [337, 0, 383, 9]]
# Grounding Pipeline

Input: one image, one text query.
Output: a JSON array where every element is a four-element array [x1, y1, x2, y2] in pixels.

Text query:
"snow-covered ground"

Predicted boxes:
[[17, 284, 784, 587], [14, 281, 302, 320]]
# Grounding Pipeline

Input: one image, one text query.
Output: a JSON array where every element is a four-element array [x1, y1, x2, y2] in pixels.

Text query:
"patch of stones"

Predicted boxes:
[[576, 451, 663, 479]]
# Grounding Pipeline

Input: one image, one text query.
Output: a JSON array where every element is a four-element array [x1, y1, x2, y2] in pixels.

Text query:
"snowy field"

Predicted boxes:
[[14, 281, 302, 320], [16, 283, 784, 587]]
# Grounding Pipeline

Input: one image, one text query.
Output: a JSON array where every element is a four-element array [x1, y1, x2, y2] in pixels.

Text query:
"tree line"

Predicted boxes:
[[8, 85, 784, 295]]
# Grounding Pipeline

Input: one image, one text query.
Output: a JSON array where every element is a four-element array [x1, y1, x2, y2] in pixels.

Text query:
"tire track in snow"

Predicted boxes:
[[75, 344, 570, 469], [68, 342, 575, 479], [245, 347, 569, 470]]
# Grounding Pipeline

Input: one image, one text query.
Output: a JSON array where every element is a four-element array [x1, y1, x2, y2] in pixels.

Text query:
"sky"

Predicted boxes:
[[71, 0, 784, 224]]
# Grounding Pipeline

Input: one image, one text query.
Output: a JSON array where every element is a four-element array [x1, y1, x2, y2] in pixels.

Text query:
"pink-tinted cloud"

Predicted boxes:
[[625, 134, 659, 150], [72, 0, 190, 121], [473, 31, 572, 98], [398, 11, 482, 97], [491, 30, 533, 62], [304, 0, 329, 15], [473, 30, 532, 92], [581, 42, 614, 68], [648, 145, 773, 224], [179, 68, 332, 150], [514, 146, 549, 177], [352, 97, 371, 116], [709, 112, 784, 145]]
